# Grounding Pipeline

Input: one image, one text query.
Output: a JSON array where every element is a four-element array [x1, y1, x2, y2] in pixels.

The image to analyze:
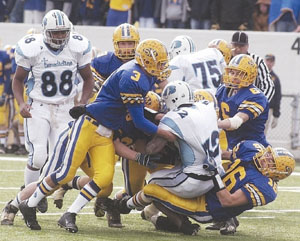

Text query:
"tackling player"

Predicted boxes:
[[113, 140, 295, 235], [17, 38, 172, 233]]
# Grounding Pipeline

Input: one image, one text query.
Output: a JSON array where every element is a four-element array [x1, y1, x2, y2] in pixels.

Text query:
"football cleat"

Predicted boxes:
[[107, 209, 123, 228], [205, 221, 225, 230], [179, 216, 200, 235], [53, 185, 72, 209], [1, 200, 18, 225], [93, 197, 108, 217], [220, 217, 239, 235], [57, 212, 78, 233], [19, 201, 41, 230], [37, 197, 48, 213]]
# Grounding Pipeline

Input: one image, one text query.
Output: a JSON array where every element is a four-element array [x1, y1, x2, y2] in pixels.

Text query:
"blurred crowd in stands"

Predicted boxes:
[[0, 0, 300, 32]]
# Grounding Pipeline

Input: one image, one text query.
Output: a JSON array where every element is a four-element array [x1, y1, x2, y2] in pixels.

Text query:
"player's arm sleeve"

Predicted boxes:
[[237, 93, 267, 120], [14, 45, 31, 71], [240, 180, 277, 207], [78, 39, 92, 69], [128, 106, 158, 135]]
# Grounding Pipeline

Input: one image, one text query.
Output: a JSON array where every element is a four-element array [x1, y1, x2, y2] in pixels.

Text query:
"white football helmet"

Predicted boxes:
[[162, 81, 193, 111], [42, 10, 71, 49], [169, 35, 196, 58]]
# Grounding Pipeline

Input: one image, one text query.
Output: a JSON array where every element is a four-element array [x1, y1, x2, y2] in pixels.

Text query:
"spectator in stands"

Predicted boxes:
[[0, 0, 8, 22], [46, 0, 72, 19], [24, 0, 46, 24], [253, 0, 270, 31], [80, 0, 109, 26], [133, 0, 159, 28], [211, 0, 254, 30], [106, 0, 133, 26], [231, 31, 274, 102], [187, 0, 211, 30], [8, 0, 24, 23], [160, 0, 188, 29], [269, 0, 300, 32], [264, 54, 282, 134]]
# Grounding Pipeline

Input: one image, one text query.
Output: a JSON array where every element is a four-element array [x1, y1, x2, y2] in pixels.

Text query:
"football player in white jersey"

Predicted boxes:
[[169, 35, 196, 59], [133, 81, 224, 201], [12, 10, 94, 204], [167, 39, 231, 94]]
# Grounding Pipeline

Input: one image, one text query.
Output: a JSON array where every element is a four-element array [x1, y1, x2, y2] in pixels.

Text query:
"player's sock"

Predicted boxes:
[[67, 181, 100, 214], [11, 193, 22, 209], [27, 179, 53, 207], [127, 191, 152, 210]]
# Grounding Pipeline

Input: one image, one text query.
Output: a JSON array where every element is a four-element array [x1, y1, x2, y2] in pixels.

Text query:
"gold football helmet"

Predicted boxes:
[[135, 39, 170, 78], [253, 146, 295, 181], [145, 91, 162, 112], [223, 54, 257, 89], [193, 89, 219, 118], [208, 39, 232, 65], [113, 23, 140, 60]]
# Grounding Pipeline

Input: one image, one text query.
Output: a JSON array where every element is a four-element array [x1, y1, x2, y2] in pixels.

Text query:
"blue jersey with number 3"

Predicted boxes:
[[86, 60, 158, 134]]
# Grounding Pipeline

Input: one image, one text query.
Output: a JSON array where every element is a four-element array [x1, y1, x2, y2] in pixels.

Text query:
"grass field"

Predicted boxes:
[[0, 155, 300, 241]]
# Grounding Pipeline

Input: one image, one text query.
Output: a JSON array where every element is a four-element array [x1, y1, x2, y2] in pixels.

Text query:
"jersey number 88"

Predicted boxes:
[[41, 70, 73, 97]]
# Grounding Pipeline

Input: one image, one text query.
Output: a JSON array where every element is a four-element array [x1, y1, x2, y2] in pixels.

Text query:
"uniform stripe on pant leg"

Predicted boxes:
[[149, 171, 188, 188], [24, 118, 34, 167], [43, 127, 70, 177], [122, 158, 132, 196], [55, 116, 86, 183]]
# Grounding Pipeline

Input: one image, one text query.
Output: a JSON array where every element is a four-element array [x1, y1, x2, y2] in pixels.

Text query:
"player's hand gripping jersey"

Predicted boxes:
[[15, 32, 92, 104], [168, 48, 226, 93]]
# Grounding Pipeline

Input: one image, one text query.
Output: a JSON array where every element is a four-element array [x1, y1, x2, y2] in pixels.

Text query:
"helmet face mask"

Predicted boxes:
[[253, 146, 295, 181], [223, 54, 257, 89], [162, 81, 193, 111], [169, 35, 196, 58], [135, 39, 170, 78], [42, 10, 71, 49], [113, 23, 140, 60]]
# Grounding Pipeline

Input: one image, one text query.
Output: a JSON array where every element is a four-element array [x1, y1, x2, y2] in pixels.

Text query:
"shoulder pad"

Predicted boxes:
[[68, 33, 91, 55], [15, 34, 43, 59]]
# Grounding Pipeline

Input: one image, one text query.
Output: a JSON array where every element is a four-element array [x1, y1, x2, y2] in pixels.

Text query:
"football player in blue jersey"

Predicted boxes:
[[91, 23, 140, 87], [17, 38, 172, 233], [112, 140, 295, 235], [216, 54, 269, 150], [0, 47, 12, 154], [90, 23, 140, 220]]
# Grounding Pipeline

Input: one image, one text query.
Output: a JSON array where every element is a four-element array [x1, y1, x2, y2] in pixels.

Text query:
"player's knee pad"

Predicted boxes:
[[29, 145, 48, 169]]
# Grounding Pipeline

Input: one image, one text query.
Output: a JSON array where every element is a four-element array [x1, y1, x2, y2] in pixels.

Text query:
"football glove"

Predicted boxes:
[[136, 153, 159, 169], [144, 107, 159, 123], [69, 105, 86, 119]]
